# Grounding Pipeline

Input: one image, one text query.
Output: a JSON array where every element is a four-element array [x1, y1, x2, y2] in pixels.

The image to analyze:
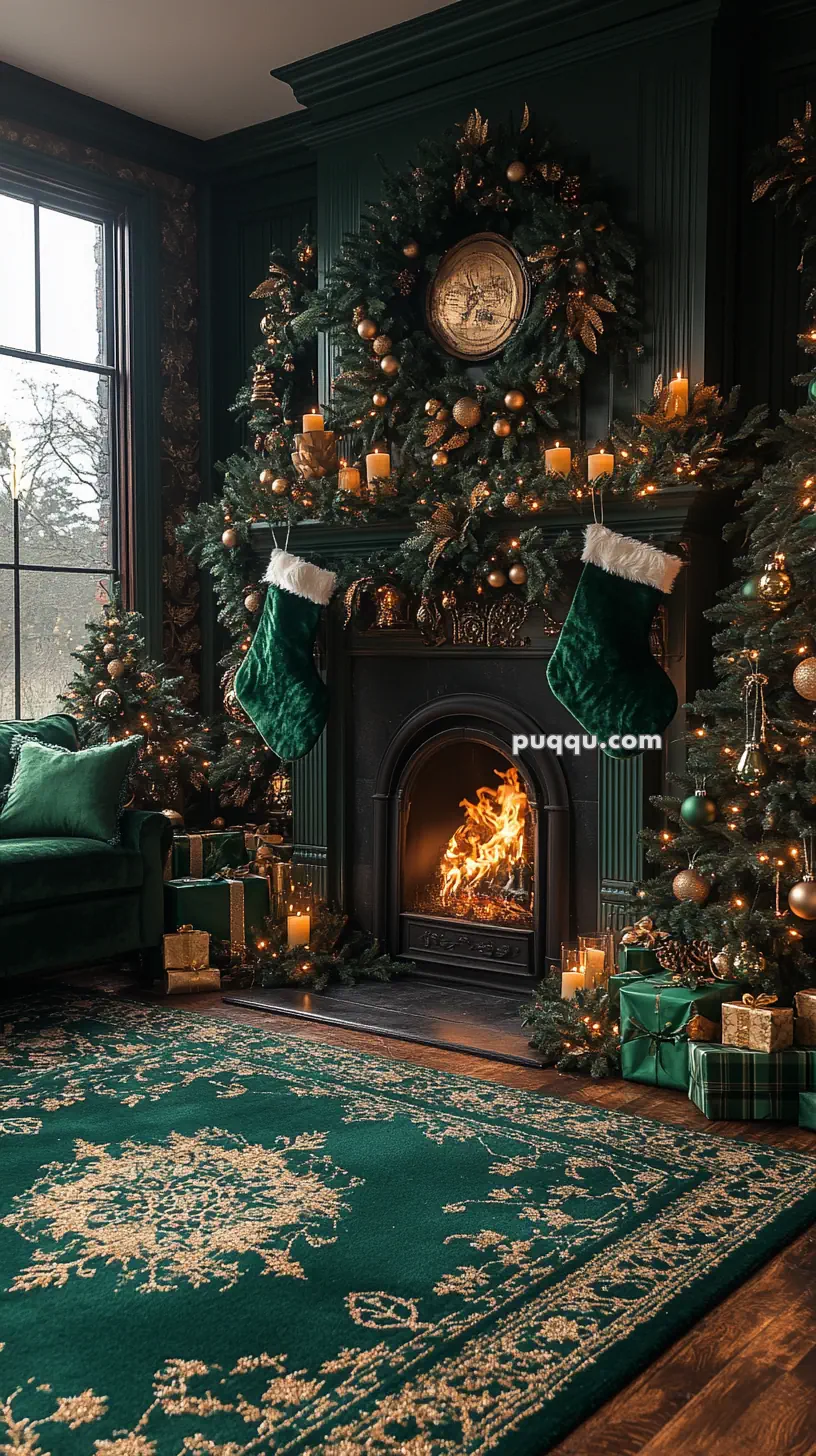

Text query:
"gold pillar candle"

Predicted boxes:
[[587, 450, 614, 482], [544, 441, 572, 476], [366, 448, 392, 485], [338, 463, 363, 495], [666, 373, 689, 418], [302, 409, 324, 432], [287, 911, 311, 948]]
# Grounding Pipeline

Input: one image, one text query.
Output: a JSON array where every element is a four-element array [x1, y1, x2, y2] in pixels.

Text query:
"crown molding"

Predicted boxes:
[[273, 0, 723, 145], [205, 111, 315, 183], [0, 61, 206, 177]]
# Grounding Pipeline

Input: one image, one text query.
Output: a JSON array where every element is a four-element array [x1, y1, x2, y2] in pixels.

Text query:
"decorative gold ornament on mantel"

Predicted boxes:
[[290, 431, 339, 480]]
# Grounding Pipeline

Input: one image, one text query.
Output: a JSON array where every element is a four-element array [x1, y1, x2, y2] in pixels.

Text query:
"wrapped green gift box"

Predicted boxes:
[[620, 976, 741, 1091], [799, 1091, 816, 1131], [166, 830, 250, 881], [164, 875, 270, 954], [618, 945, 661, 975], [688, 1042, 816, 1122], [608, 970, 643, 1009]]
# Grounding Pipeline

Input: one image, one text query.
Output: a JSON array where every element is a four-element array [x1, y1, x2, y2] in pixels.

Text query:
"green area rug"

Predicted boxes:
[[1, 995, 815, 1455]]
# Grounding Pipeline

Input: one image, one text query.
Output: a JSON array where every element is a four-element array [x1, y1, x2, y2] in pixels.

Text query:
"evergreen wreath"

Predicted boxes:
[[323, 105, 639, 501]]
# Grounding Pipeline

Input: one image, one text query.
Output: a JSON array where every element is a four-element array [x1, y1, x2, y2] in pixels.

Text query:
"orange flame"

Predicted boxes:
[[439, 767, 529, 906]]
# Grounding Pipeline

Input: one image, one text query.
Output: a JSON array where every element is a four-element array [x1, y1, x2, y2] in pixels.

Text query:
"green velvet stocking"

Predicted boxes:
[[234, 549, 337, 762], [546, 524, 682, 758]]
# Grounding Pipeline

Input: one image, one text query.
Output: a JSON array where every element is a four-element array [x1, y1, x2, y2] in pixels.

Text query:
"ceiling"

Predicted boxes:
[[0, 0, 460, 139]]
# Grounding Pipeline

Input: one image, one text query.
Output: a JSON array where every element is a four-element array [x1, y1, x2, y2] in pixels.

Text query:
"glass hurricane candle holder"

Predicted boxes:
[[560, 942, 585, 1000], [286, 866, 315, 949], [578, 930, 615, 989]]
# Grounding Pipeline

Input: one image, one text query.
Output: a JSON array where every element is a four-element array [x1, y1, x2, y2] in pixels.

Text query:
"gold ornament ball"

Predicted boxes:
[[270, 477, 289, 495], [301, 492, 315, 511], [380, 354, 400, 376], [102, 642, 118, 660], [506, 160, 527, 183], [259, 469, 275, 486], [94, 688, 120, 712], [486, 568, 508, 589], [106, 658, 125, 680], [788, 875, 816, 920], [503, 490, 522, 510], [425, 398, 443, 417], [161, 809, 184, 828], [372, 390, 388, 408], [452, 396, 482, 428], [758, 562, 792, 608], [493, 417, 512, 438], [793, 657, 816, 701], [431, 449, 449, 468], [372, 333, 393, 357], [402, 240, 420, 258], [508, 563, 528, 586], [504, 389, 526, 412], [357, 318, 378, 340], [712, 948, 732, 979], [244, 591, 262, 613], [672, 867, 711, 904], [221, 526, 238, 548]]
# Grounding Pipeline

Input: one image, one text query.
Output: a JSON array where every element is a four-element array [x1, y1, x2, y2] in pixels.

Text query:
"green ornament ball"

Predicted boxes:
[[808, 377, 816, 402], [741, 575, 762, 600], [680, 791, 716, 827]]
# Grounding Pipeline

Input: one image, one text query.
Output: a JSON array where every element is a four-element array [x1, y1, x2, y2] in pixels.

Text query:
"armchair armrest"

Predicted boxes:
[[120, 811, 173, 948]]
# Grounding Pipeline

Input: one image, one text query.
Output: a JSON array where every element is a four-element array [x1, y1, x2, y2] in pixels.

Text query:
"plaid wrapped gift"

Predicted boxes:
[[722, 993, 793, 1053], [164, 874, 270, 955], [799, 1091, 816, 1131], [688, 1042, 816, 1122], [620, 976, 740, 1091], [794, 989, 816, 1047], [165, 830, 249, 881]]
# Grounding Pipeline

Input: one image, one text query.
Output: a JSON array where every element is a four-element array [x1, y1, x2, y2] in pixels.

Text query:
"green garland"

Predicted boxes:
[[213, 903, 413, 992], [521, 975, 621, 1078]]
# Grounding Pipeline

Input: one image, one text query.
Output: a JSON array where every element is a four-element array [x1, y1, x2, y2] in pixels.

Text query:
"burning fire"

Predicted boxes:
[[438, 766, 531, 919]]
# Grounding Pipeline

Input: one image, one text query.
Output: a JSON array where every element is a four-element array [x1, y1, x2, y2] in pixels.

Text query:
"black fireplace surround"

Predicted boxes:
[[372, 696, 569, 993]]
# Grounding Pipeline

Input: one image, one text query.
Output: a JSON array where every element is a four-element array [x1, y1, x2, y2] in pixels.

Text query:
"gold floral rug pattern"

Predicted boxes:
[[1, 994, 815, 1455]]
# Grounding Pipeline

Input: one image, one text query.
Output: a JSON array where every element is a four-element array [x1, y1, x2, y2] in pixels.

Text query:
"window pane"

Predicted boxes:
[[0, 355, 112, 568], [0, 569, 14, 716], [0, 194, 36, 352], [19, 569, 108, 718], [40, 207, 106, 365]]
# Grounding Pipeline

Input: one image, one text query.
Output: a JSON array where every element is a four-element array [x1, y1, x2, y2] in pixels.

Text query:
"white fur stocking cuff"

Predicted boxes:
[[264, 549, 337, 606], [582, 524, 683, 595]]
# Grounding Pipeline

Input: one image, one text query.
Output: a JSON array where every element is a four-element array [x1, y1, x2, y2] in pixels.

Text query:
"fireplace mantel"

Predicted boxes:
[[250, 485, 729, 944]]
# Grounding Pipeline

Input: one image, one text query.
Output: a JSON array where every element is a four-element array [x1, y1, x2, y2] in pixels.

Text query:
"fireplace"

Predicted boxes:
[[372, 697, 569, 993]]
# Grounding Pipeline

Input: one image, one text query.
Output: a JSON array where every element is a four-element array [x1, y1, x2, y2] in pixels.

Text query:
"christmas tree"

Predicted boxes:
[[639, 105, 816, 992], [177, 231, 318, 821], [60, 582, 210, 811]]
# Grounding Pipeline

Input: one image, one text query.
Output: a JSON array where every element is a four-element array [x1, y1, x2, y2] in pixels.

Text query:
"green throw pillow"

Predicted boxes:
[[0, 714, 78, 791], [0, 735, 142, 844]]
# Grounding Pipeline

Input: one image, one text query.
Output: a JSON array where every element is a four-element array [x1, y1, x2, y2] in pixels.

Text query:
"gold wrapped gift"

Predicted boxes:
[[162, 925, 210, 972], [721, 993, 794, 1053], [794, 988, 816, 1046], [163, 968, 221, 995]]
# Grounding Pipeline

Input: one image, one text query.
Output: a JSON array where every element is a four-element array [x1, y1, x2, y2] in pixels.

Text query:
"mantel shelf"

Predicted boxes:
[[248, 486, 728, 565]]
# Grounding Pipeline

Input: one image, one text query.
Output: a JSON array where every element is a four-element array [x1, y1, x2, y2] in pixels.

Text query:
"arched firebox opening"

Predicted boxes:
[[372, 695, 569, 992]]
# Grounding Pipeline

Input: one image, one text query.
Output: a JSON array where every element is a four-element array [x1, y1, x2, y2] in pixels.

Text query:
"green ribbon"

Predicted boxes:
[[622, 1014, 689, 1084]]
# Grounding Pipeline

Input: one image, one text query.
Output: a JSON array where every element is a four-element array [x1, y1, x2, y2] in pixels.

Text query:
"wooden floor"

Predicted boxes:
[[39, 969, 816, 1455]]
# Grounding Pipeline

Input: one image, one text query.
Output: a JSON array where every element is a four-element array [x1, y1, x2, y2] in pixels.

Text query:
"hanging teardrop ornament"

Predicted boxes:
[[736, 671, 769, 783]]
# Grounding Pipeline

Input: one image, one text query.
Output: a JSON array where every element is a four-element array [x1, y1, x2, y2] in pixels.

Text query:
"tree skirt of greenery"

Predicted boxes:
[[2, 995, 815, 1456]]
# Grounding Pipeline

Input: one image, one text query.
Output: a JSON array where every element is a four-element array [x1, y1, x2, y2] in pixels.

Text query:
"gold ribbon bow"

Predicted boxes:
[[212, 863, 256, 881], [741, 992, 778, 1009], [177, 924, 194, 933], [620, 917, 670, 947]]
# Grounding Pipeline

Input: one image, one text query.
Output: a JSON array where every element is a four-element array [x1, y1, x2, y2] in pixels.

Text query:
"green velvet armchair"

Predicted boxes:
[[0, 715, 172, 980]]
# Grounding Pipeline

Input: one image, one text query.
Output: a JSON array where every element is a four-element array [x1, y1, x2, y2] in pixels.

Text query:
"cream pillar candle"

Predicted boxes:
[[338, 462, 363, 495], [582, 947, 606, 988], [544, 441, 572, 476], [302, 409, 325, 432], [561, 967, 585, 1000], [587, 450, 614, 482]]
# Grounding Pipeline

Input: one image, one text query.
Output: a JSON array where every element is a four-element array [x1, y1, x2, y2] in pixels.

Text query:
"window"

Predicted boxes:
[[0, 181, 119, 718]]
